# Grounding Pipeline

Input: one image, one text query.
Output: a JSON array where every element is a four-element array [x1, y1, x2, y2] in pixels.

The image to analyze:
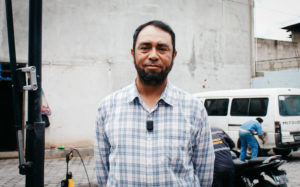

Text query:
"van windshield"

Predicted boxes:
[[279, 95, 300, 116]]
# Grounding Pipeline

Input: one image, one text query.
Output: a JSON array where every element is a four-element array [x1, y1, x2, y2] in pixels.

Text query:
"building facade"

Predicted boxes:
[[0, 0, 254, 148], [252, 23, 300, 88]]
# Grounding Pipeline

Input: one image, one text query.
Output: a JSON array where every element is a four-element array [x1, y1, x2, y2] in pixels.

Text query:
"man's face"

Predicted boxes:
[[131, 25, 177, 86]]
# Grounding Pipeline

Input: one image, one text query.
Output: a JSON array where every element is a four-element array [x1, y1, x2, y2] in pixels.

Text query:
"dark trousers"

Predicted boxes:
[[212, 167, 235, 187]]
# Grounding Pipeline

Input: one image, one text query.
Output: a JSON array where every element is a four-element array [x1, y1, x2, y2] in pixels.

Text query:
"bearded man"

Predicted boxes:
[[94, 20, 215, 187]]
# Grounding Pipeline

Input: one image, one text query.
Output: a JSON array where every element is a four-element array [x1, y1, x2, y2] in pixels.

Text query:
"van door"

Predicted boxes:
[[227, 97, 269, 146]]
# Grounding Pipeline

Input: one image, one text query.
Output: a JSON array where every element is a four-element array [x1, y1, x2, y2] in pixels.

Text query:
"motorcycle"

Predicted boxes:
[[233, 153, 288, 187]]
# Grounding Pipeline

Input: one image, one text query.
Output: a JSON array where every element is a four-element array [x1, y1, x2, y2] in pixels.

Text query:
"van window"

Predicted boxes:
[[231, 98, 268, 116], [204, 99, 229, 116], [279, 95, 300, 116], [231, 98, 249, 116]]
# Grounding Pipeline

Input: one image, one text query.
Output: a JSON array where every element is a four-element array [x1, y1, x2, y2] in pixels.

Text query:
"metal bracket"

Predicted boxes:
[[17, 129, 33, 175], [26, 121, 45, 131], [19, 162, 33, 175], [26, 121, 34, 130], [19, 121, 45, 175], [17, 66, 38, 91]]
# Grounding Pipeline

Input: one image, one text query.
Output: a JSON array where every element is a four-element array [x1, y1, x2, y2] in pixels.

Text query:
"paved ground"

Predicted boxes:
[[0, 157, 98, 187], [1, 150, 300, 187], [281, 151, 300, 187]]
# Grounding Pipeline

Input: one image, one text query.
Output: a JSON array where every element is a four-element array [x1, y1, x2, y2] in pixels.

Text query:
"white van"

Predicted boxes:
[[194, 88, 300, 156]]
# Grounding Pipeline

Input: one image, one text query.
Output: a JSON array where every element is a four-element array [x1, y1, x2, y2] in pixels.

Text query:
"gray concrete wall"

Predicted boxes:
[[252, 69, 300, 88], [255, 38, 300, 72], [293, 32, 300, 43], [253, 38, 300, 88], [0, 0, 254, 147]]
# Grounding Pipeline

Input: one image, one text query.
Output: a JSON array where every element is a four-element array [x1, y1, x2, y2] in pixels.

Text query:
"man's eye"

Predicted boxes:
[[139, 46, 150, 50], [159, 47, 168, 51]]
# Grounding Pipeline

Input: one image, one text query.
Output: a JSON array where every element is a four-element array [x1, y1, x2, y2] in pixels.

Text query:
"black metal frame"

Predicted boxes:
[[5, 0, 44, 186]]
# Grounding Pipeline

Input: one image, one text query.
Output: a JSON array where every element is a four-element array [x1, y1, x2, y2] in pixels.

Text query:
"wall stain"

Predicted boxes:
[[202, 79, 207, 88], [188, 39, 196, 78]]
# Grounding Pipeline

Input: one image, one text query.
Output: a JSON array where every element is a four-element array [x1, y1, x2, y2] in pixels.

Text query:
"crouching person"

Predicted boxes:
[[212, 127, 235, 187]]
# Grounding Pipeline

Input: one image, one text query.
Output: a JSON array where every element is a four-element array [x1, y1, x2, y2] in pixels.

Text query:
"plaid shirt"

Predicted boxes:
[[95, 82, 215, 186]]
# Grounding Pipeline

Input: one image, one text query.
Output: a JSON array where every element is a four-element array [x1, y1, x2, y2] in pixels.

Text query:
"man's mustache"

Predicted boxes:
[[143, 62, 162, 67]]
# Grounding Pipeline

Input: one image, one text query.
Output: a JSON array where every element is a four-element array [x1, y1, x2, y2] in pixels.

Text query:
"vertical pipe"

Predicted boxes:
[[25, 0, 44, 186], [249, 0, 256, 79], [5, 0, 25, 167]]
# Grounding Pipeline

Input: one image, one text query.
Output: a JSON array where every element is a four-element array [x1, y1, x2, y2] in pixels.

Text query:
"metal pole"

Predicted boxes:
[[5, 0, 25, 167], [25, 0, 44, 186]]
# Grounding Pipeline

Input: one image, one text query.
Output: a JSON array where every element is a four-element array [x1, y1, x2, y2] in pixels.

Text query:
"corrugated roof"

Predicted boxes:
[[282, 23, 300, 32]]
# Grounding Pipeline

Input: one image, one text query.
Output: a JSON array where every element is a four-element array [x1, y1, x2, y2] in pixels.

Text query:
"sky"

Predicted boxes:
[[254, 0, 300, 41]]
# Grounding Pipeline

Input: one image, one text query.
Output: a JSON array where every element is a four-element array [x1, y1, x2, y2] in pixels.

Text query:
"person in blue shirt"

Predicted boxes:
[[239, 118, 265, 161], [211, 127, 235, 187]]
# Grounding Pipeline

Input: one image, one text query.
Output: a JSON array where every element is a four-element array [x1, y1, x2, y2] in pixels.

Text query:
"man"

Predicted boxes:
[[94, 20, 215, 186], [239, 117, 265, 162], [211, 127, 235, 187]]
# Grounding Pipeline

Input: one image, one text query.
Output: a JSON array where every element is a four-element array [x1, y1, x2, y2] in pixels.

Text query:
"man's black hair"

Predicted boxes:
[[256, 117, 263, 123], [132, 20, 176, 55]]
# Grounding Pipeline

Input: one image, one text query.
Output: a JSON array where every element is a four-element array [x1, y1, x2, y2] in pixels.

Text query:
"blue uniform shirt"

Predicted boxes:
[[240, 120, 263, 135], [211, 127, 235, 170]]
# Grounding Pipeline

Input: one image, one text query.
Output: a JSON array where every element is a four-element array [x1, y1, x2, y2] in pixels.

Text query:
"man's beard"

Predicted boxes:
[[134, 59, 173, 86]]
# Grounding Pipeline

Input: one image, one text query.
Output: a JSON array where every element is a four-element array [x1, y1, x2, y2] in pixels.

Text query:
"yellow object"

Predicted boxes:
[[213, 138, 223, 145], [68, 178, 74, 187]]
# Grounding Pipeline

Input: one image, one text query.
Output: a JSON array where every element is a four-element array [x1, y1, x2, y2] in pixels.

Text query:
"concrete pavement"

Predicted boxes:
[[0, 157, 98, 187], [0, 148, 98, 187], [1, 149, 300, 186]]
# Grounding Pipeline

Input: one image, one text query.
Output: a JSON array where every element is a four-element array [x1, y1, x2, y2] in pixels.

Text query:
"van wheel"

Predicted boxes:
[[273, 148, 291, 157]]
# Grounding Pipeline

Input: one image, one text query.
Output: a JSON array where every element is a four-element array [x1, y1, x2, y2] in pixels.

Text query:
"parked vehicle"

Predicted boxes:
[[232, 150, 288, 187], [194, 88, 300, 156]]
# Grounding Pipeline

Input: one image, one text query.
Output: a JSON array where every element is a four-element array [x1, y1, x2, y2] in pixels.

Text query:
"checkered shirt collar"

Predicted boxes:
[[126, 80, 176, 107]]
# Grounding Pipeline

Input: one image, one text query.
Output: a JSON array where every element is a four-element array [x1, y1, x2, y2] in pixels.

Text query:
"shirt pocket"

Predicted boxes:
[[164, 155, 193, 179], [158, 120, 195, 181], [158, 116, 193, 163]]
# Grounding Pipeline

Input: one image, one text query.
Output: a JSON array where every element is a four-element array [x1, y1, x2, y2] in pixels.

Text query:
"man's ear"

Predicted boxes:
[[173, 50, 178, 59], [131, 49, 134, 57]]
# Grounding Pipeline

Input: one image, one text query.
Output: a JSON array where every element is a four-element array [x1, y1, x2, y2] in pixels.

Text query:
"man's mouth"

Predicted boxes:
[[145, 65, 161, 70], [144, 63, 161, 68]]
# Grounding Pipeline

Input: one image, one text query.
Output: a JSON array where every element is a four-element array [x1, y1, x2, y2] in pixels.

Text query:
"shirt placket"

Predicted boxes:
[[146, 111, 154, 186]]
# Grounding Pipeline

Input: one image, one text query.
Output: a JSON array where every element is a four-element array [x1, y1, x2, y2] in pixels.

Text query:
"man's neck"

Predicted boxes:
[[136, 77, 167, 110]]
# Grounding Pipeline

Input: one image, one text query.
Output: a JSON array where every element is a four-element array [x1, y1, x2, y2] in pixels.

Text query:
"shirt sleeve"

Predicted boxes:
[[94, 103, 110, 186], [256, 123, 263, 135], [191, 106, 215, 187], [223, 131, 235, 149]]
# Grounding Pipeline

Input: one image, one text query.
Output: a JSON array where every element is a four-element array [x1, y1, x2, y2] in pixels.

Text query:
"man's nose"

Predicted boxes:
[[149, 48, 159, 61]]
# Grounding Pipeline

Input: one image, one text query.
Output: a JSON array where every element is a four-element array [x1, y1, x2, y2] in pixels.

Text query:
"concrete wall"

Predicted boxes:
[[255, 38, 300, 72], [252, 69, 300, 88], [0, 0, 254, 147], [293, 32, 300, 43], [253, 38, 300, 88]]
